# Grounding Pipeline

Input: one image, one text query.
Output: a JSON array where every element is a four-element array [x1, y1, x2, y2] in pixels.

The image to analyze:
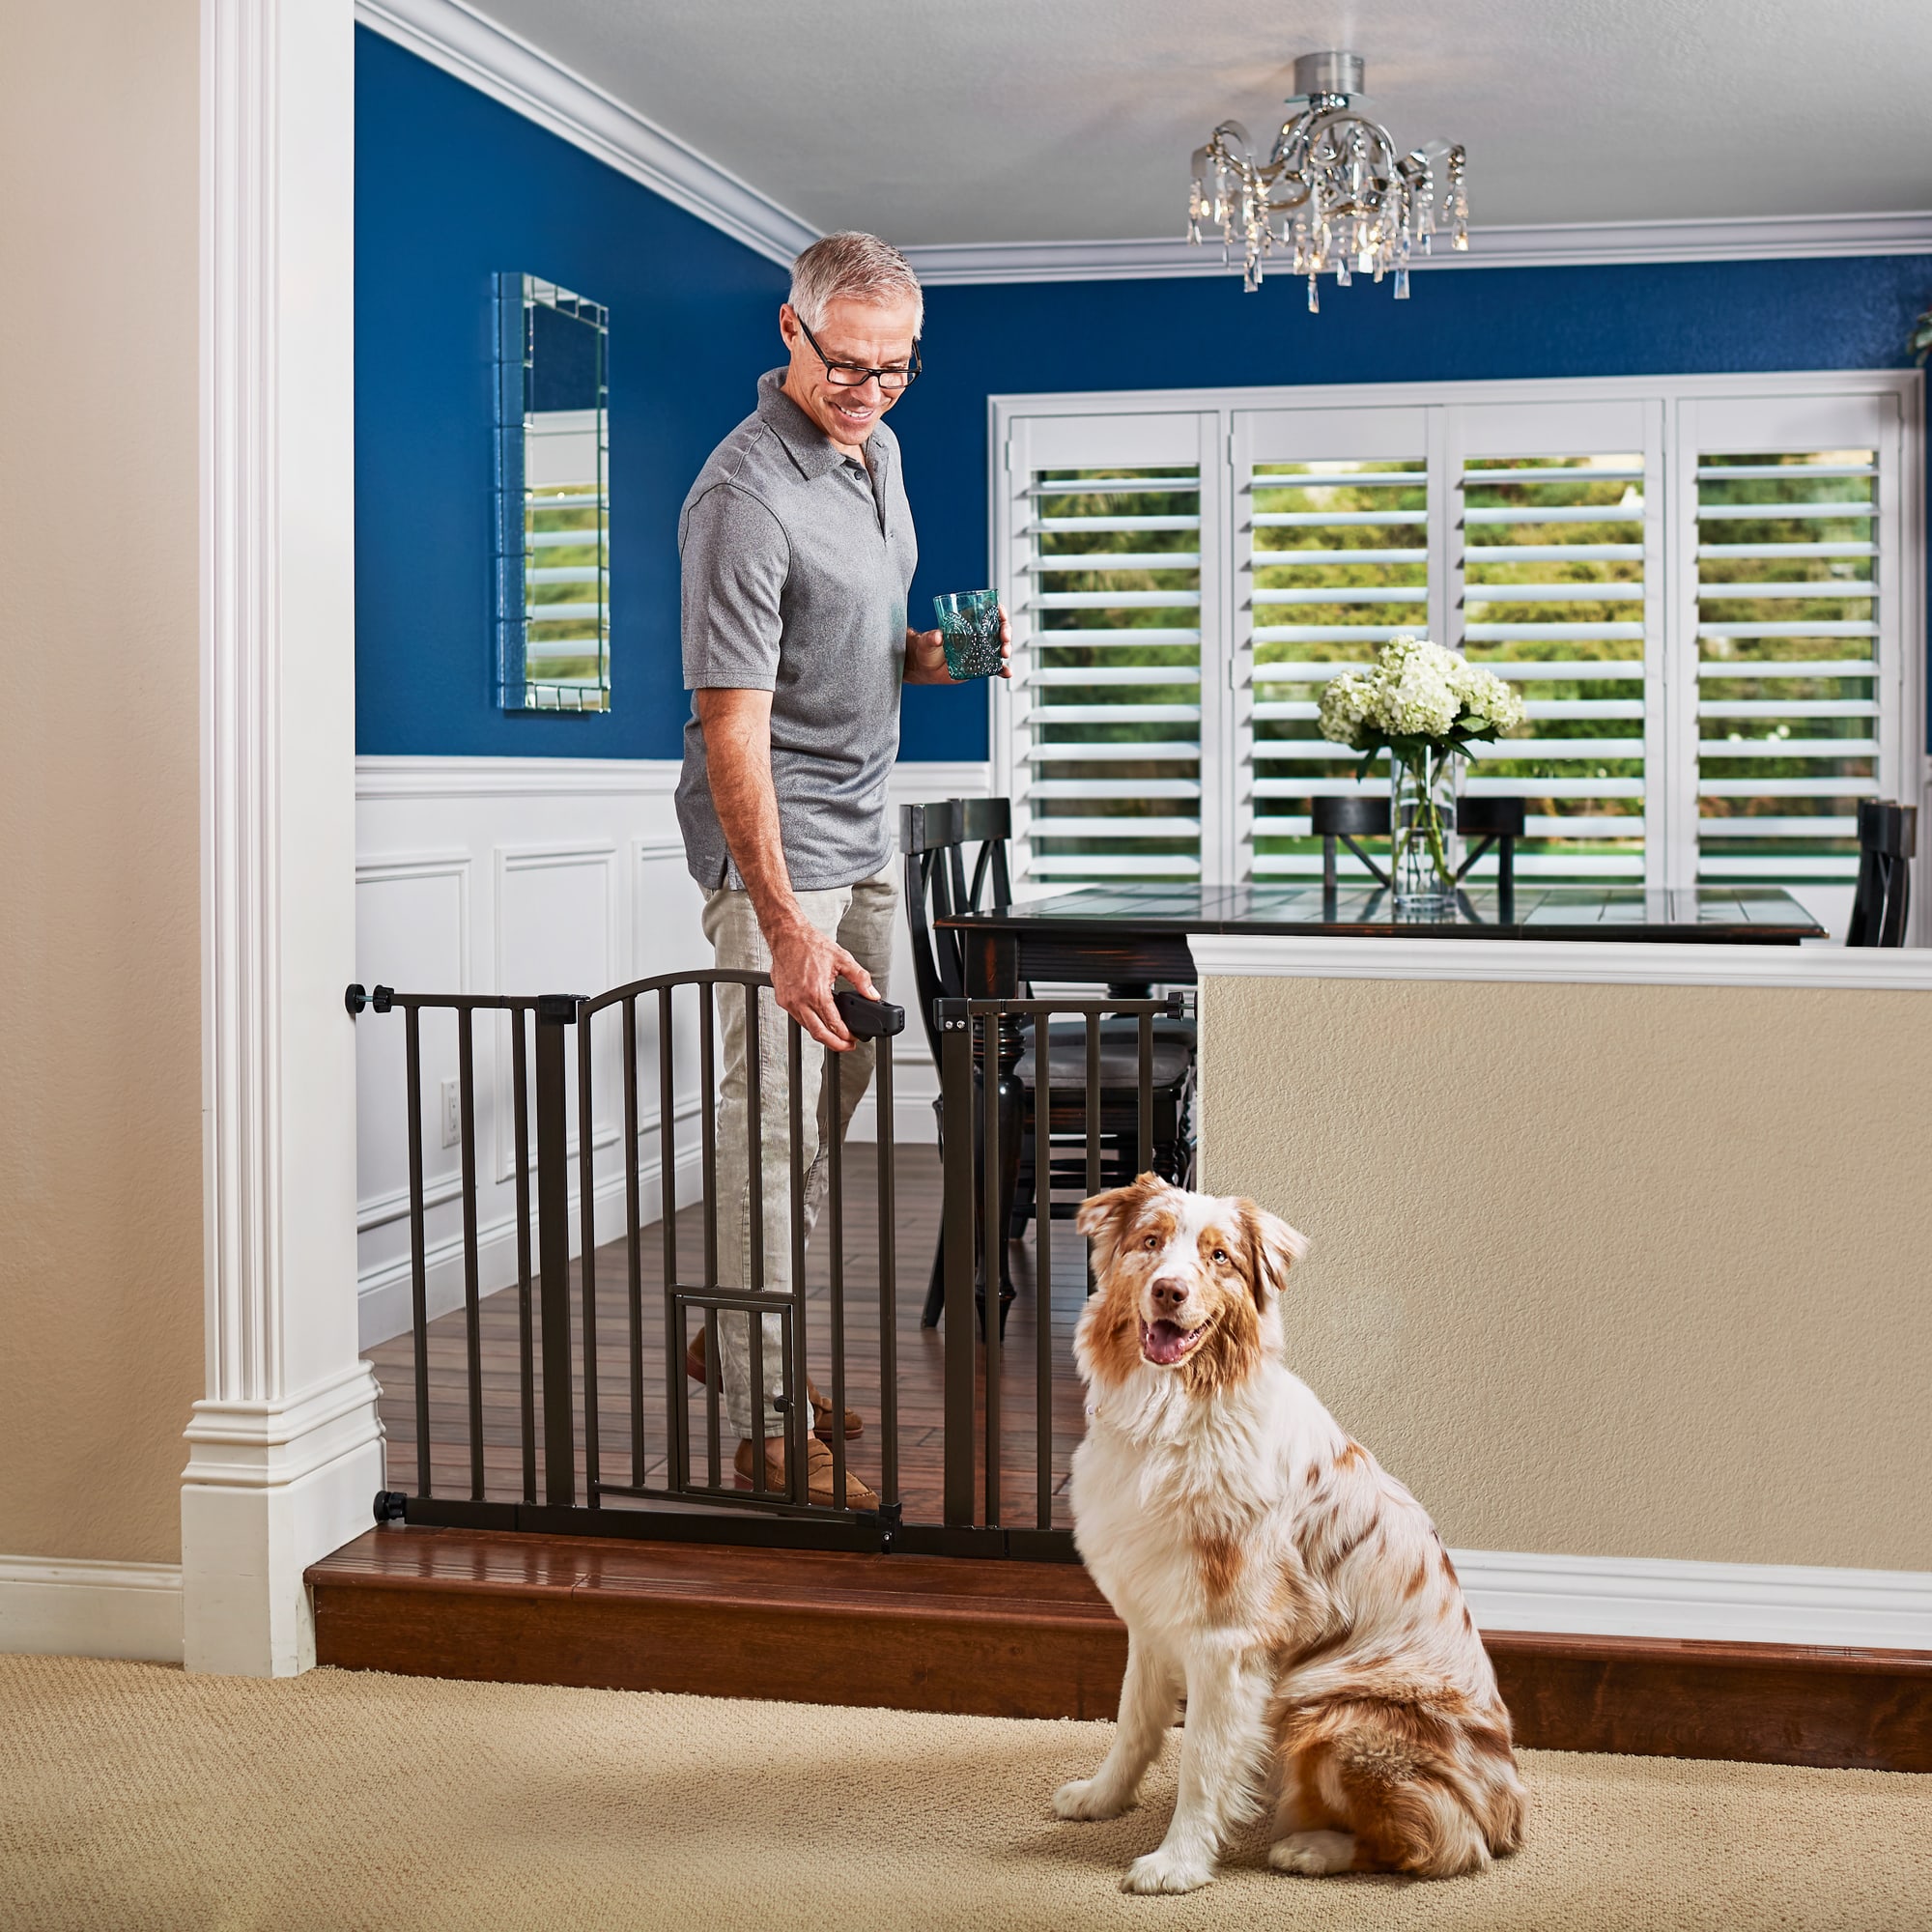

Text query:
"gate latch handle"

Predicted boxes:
[[834, 989, 905, 1038]]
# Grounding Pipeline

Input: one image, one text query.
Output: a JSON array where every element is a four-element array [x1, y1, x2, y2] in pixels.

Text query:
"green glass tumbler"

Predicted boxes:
[[933, 589, 1005, 681]]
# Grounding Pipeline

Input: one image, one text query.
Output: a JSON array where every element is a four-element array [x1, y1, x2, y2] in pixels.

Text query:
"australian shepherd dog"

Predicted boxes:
[[1054, 1175, 1525, 1893]]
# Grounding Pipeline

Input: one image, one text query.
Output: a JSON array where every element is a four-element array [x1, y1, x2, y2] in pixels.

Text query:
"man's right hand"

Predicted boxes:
[[768, 919, 877, 1051]]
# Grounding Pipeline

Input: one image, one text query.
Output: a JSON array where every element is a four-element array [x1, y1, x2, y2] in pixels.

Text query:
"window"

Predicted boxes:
[[994, 375, 1920, 928], [1026, 464, 1204, 878], [1686, 402, 1895, 893], [1247, 445, 1431, 880]]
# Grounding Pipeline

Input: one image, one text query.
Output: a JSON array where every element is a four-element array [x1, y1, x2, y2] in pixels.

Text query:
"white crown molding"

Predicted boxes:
[[356, 754, 684, 799], [355, 754, 990, 802], [0, 1556, 185, 1663], [1187, 932, 1932, 991], [1455, 1548, 1932, 1649], [353, 0, 814, 267], [889, 760, 992, 802], [905, 210, 1932, 286], [350, 0, 1932, 287]]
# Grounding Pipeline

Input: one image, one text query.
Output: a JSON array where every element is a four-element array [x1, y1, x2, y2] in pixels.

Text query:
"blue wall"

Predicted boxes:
[[895, 257, 1932, 759], [356, 27, 1930, 762], [355, 27, 788, 757]]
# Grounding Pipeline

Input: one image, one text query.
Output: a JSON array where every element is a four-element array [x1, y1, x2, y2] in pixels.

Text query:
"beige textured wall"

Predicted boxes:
[[0, 0, 203, 1564], [1199, 975, 1932, 1572]]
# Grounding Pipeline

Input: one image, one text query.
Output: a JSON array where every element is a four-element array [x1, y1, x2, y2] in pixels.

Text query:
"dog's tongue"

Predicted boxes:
[[1143, 1319, 1195, 1365]]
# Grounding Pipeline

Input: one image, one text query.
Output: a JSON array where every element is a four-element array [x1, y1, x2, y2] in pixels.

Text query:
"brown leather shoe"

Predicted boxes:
[[734, 1434, 879, 1511], [687, 1328, 863, 1441]]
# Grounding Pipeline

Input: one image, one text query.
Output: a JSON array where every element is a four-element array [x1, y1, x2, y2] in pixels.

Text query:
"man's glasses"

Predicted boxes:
[[795, 314, 921, 392]]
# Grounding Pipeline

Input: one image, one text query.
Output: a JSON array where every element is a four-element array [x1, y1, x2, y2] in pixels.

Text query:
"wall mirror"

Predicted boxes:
[[495, 273, 610, 711]]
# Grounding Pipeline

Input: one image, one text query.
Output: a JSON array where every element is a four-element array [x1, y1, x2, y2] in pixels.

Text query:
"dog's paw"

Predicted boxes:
[[1053, 1777, 1133, 1822], [1268, 1829, 1356, 1876], [1122, 1848, 1214, 1894]]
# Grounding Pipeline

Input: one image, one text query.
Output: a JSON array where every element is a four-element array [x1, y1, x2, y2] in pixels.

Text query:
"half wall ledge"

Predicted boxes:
[[1185, 932, 1932, 990]]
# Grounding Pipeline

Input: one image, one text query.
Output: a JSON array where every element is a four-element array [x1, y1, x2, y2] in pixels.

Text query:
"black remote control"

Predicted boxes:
[[834, 988, 905, 1038]]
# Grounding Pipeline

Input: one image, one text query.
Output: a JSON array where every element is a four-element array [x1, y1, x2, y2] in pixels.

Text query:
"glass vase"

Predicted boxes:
[[1389, 747, 1460, 918]]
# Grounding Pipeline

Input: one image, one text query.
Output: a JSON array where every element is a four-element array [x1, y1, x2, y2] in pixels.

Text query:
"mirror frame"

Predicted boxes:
[[493, 271, 611, 712]]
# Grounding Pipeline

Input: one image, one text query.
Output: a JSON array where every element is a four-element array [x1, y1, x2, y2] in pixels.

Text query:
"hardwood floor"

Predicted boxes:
[[364, 1144, 1092, 1532]]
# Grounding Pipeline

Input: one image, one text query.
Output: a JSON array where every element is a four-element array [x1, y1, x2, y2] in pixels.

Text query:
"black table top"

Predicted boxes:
[[936, 882, 1827, 945]]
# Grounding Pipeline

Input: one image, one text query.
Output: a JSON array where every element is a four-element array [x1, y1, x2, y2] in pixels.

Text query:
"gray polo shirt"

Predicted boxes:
[[675, 369, 918, 892]]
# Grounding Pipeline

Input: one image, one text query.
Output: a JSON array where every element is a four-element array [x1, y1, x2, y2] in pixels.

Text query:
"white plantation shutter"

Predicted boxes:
[[1001, 412, 1222, 885], [1675, 392, 1907, 911], [1233, 406, 1435, 878], [993, 379, 1920, 925], [1453, 399, 1664, 884]]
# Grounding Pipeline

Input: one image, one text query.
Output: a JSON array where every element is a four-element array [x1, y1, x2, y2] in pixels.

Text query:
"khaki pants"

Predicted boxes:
[[700, 863, 897, 1436]]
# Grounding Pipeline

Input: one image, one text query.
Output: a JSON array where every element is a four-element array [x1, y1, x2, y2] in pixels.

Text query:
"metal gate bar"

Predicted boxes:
[[354, 971, 911, 1541], [510, 1003, 536, 1503], [936, 994, 1185, 1544], [351, 972, 1179, 1560]]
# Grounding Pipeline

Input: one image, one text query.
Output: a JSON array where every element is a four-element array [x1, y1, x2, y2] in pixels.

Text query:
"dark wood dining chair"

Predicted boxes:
[[1311, 795, 1391, 909], [1455, 795, 1525, 920], [900, 798, 1195, 1331], [1846, 799, 1916, 947], [1314, 792, 1524, 920]]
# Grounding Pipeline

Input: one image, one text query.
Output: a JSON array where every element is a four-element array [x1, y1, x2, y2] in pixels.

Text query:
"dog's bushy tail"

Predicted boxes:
[[1279, 1694, 1526, 1876]]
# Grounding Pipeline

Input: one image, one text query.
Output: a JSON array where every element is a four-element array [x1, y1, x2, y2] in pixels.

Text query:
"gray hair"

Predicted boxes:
[[788, 232, 924, 336]]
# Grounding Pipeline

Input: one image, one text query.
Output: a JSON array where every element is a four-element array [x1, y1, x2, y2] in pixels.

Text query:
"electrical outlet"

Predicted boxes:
[[440, 1077, 461, 1149]]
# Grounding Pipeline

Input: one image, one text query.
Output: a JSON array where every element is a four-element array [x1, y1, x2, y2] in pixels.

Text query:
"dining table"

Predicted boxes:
[[935, 881, 1828, 998]]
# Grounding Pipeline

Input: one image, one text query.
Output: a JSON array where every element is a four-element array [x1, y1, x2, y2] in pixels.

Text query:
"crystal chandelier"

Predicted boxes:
[[1187, 51, 1467, 311]]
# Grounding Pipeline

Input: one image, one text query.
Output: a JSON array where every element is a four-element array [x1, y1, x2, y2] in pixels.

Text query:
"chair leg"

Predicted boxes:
[[921, 1227, 946, 1328], [992, 1071, 1021, 1336], [923, 1093, 952, 1328]]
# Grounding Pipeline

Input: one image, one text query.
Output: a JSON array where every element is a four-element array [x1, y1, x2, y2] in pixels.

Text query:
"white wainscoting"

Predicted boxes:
[[355, 756, 987, 1348]]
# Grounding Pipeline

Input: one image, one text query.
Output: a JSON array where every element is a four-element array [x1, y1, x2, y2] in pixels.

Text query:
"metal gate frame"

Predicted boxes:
[[347, 975, 1180, 1561], [934, 993, 1189, 1561]]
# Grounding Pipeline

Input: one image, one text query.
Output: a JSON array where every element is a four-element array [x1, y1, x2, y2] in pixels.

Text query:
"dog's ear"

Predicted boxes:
[[1076, 1174, 1163, 1278], [1241, 1202, 1309, 1311]]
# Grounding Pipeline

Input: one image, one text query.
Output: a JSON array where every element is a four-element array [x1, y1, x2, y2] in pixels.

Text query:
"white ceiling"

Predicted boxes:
[[472, 0, 1932, 246]]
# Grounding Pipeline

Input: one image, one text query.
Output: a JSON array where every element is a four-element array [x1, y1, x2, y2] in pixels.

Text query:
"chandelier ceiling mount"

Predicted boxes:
[[1187, 51, 1467, 312]]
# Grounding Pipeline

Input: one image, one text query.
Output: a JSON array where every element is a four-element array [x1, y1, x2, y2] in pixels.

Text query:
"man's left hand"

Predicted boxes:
[[906, 610, 1012, 684]]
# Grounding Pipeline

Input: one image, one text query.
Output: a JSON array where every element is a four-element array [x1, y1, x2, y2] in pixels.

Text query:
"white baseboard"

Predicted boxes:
[[1453, 1547, 1932, 1650], [0, 1555, 185, 1663], [358, 1146, 707, 1349], [8, 1544, 1910, 1666], [847, 1050, 940, 1145]]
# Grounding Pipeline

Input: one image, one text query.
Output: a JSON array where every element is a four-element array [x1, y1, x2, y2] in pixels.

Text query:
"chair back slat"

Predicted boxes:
[[958, 797, 1014, 914], [900, 801, 963, 1059], [1847, 800, 1916, 948], [899, 797, 1022, 1057], [1457, 796, 1525, 839], [1310, 796, 1389, 838]]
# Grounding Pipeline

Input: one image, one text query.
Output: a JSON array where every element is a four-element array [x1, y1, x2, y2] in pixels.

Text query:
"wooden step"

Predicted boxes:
[[308, 1524, 1127, 1720], [308, 1526, 1932, 1770]]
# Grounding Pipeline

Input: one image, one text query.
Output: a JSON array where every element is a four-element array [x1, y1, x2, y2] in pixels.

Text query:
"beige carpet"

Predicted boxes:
[[3, 1656, 1929, 1932]]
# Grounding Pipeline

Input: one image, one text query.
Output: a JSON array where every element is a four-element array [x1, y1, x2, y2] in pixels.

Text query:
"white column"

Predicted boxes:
[[182, 0, 382, 1676]]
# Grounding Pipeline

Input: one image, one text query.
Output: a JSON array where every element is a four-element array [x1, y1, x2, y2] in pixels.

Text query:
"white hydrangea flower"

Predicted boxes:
[[1316, 668, 1375, 751], [1315, 634, 1523, 750], [1447, 656, 1526, 732]]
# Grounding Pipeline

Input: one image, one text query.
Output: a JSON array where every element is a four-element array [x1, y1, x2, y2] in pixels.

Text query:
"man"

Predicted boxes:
[[675, 232, 1008, 1508]]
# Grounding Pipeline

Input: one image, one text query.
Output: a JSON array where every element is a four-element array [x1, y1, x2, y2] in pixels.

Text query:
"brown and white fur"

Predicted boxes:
[[1055, 1175, 1525, 1894]]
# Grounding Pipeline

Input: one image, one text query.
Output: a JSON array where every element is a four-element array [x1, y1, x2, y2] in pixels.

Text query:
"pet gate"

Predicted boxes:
[[348, 971, 1189, 1561]]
